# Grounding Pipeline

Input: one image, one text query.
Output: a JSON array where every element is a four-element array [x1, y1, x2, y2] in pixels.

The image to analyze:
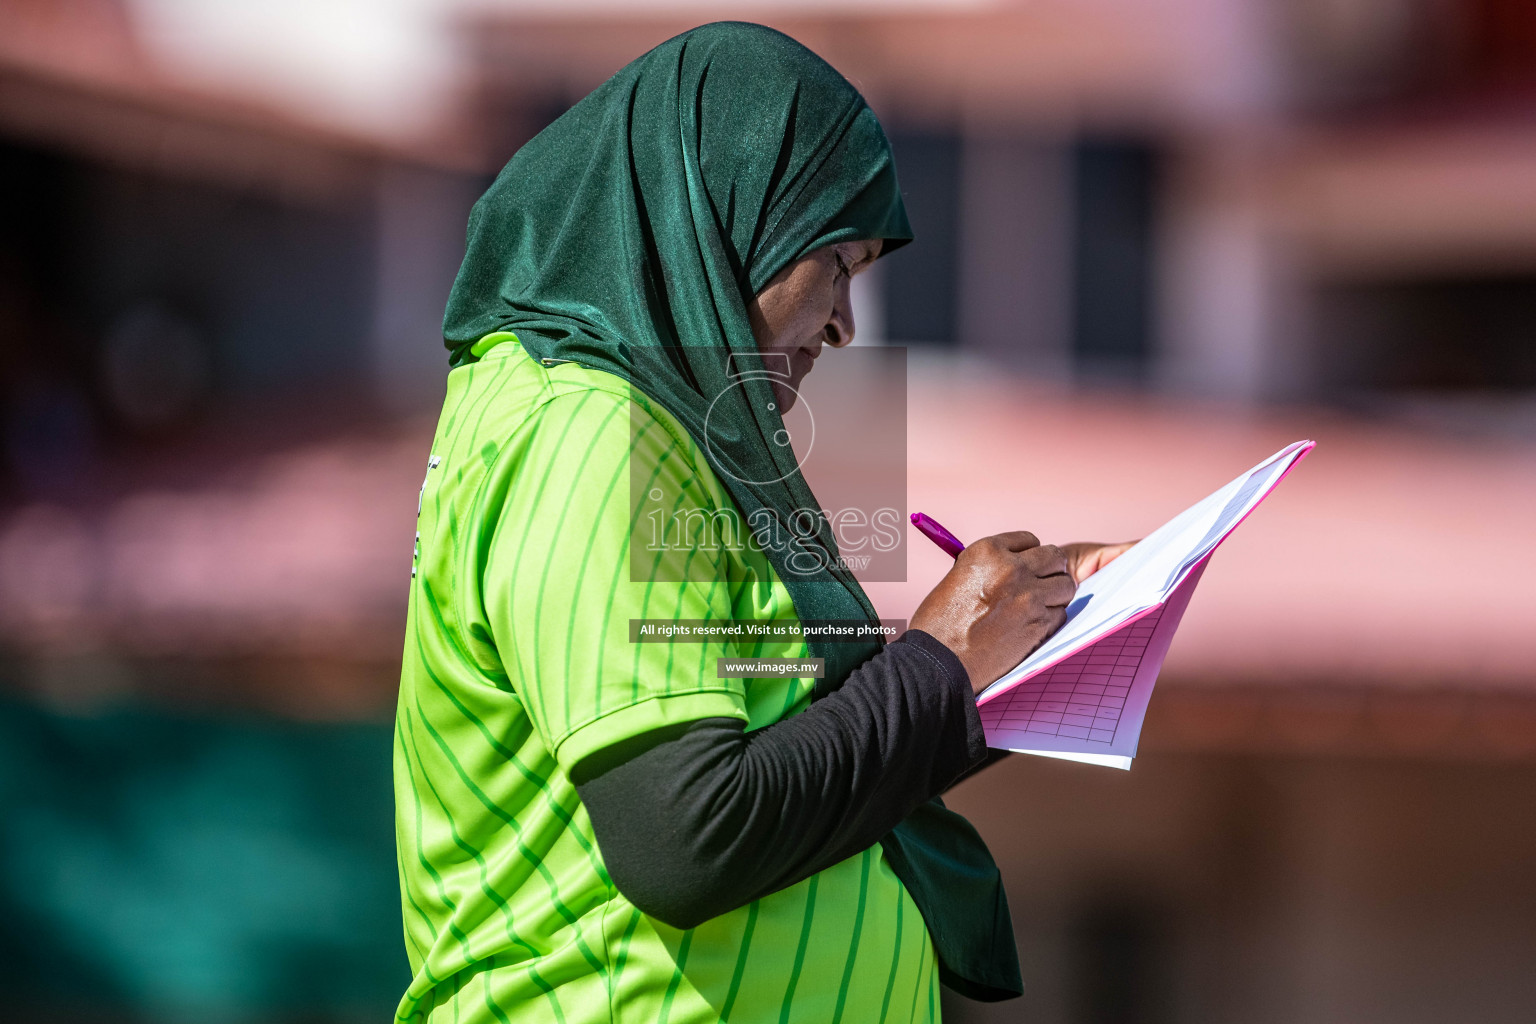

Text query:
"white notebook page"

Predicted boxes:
[[975, 439, 1314, 767]]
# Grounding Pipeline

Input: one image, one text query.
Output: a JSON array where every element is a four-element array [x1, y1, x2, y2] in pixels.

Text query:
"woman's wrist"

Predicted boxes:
[[891, 629, 988, 769]]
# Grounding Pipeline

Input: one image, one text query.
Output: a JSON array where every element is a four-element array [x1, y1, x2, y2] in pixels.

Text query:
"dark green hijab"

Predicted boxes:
[[445, 22, 1020, 1001], [444, 20, 909, 691]]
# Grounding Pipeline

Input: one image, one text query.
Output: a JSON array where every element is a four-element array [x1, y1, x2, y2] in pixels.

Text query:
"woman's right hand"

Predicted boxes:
[[909, 531, 1076, 694]]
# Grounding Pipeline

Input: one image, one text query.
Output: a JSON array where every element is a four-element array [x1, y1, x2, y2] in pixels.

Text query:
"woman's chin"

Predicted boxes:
[[770, 380, 798, 413]]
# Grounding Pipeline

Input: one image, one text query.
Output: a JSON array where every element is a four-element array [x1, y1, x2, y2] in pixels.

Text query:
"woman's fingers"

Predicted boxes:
[[912, 529, 1085, 689], [980, 531, 1040, 553], [1018, 544, 1069, 579], [1038, 572, 1077, 608], [1062, 540, 1138, 583]]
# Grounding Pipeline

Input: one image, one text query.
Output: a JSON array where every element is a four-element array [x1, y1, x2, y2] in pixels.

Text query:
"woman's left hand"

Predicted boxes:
[[1060, 541, 1137, 584]]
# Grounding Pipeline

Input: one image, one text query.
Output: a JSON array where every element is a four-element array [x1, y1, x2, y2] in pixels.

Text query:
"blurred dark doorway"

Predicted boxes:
[[1070, 138, 1159, 382], [884, 129, 961, 347]]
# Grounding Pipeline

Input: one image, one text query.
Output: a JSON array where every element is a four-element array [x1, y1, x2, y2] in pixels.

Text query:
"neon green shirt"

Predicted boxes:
[[394, 337, 939, 1022]]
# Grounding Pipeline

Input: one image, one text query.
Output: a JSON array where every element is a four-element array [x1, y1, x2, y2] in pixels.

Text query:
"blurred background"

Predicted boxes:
[[2, 0, 1534, 1021]]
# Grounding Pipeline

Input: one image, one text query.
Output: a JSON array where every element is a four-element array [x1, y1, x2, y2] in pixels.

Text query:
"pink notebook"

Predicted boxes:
[[976, 440, 1315, 769]]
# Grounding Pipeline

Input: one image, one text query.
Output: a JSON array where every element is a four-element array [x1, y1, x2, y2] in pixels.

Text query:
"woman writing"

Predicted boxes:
[[396, 22, 1126, 1023]]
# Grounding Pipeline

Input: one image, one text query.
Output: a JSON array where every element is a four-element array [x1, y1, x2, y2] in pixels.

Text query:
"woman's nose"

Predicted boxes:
[[825, 279, 856, 347]]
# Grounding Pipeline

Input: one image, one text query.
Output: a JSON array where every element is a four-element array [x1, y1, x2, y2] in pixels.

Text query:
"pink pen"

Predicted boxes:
[[909, 512, 965, 559]]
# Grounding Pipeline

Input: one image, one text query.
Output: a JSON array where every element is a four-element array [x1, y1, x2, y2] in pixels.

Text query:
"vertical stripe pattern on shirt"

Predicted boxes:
[[394, 344, 940, 1023]]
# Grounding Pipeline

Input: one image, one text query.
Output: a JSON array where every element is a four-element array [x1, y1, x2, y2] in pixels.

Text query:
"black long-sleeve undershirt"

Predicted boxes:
[[572, 629, 991, 930]]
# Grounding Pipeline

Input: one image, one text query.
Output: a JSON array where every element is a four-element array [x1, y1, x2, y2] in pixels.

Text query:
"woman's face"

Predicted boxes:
[[747, 238, 883, 412]]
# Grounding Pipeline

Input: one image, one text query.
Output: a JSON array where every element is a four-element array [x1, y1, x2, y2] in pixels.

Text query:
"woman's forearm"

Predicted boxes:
[[573, 630, 988, 929]]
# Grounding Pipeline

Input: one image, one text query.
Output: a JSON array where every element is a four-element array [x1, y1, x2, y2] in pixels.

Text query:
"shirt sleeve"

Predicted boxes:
[[483, 385, 750, 770], [572, 628, 989, 929]]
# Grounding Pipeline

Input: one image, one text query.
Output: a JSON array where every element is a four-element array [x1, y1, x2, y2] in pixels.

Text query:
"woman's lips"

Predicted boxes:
[[791, 346, 818, 382]]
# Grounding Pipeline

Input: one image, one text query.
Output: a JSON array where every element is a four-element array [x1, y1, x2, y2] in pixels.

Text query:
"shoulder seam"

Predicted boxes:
[[532, 380, 706, 480]]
